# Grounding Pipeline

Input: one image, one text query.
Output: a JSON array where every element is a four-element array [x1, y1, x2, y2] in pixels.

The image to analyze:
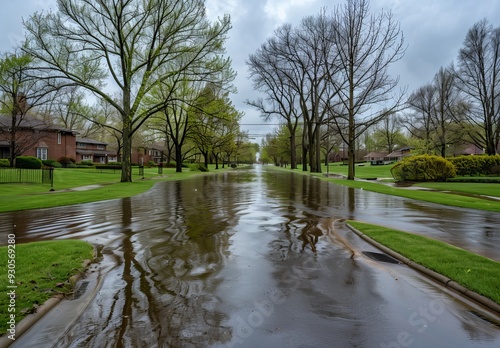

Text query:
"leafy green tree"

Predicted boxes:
[[23, 0, 232, 181]]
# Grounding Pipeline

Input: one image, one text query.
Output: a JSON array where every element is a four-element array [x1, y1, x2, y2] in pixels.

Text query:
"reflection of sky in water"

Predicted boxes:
[[3, 166, 499, 347]]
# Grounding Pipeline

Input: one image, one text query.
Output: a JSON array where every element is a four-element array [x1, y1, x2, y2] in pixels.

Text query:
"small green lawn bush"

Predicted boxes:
[[15, 156, 42, 169], [391, 155, 456, 182], [57, 156, 76, 168], [0, 159, 10, 167], [189, 163, 208, 172], [449, 155, 500, 176], [42, 159, 62, 168], [78, 160, 94, 166]]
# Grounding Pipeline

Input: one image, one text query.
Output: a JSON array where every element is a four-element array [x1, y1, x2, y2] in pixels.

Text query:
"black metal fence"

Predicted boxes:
[[0, 167, 54, 185]]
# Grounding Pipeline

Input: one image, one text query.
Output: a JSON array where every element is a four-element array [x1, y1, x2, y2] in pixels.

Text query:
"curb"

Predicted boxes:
[[0, 259, 94, 347], [347, 223, 500, 315]]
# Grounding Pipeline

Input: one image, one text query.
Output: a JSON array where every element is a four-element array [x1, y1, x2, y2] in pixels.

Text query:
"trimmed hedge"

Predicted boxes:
[[42, 159, 62, 168], [448, 155, 500, 176], [0, 159, 9, 167], [15, 156, 42, 169], [391, 155, 456, 182], [189, 163, 208, 172], [57, 156, 76, 167]]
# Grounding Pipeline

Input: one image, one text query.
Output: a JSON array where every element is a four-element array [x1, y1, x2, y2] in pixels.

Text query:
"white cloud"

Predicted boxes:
[[264, 0, 318, 24]]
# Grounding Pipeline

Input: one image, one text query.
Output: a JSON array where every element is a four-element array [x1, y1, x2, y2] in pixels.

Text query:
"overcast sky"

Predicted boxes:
[[1, 0, 499, 140]]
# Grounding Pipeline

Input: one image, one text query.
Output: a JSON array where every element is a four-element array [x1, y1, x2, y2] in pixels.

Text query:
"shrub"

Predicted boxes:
[[230, 163, 237, 168], [448, 155, 500, 176], [0, 159, 10, 167], [390, 155, 456, 182], [146, 160, 157, 167], [15, 156, 43, 169], [42, 159, 62, 168], [57, 156, 76, 167], [78, 160, 94, 166], [189, 163, 208, 172]]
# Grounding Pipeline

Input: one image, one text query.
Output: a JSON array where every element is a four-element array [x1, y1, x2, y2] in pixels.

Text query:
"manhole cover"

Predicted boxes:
[[362, 251, 400, 264], [72, 281, 90, 300]]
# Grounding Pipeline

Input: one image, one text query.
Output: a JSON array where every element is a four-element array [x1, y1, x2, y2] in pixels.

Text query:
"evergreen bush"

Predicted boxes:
[[390, 155, 456, 182], [42, 159, 62, 168], [448, 155, 500, 176], [15, 156, 43, 169]]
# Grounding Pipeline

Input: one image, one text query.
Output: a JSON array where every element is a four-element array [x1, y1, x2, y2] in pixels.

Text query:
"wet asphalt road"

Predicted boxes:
[[3, 165, 500, 347]]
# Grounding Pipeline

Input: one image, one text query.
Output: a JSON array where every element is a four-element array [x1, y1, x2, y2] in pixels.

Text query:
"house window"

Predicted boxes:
[[57, 132, 62, 145], [82, 155, 92, 161], [77, 142, 86, 148], [37, 148, 48, 161], [97, 145, 105, 150]]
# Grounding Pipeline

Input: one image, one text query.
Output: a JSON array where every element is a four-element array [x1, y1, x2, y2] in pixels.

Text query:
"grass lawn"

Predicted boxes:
[[0, 240, 94, 335], [268, 165, 500, 212], [0, 165, 236, 212], [348, 221, 500, 305]]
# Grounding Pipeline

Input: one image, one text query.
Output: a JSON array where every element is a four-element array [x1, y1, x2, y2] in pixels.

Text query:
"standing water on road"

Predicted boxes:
[[2, 165, 499, 347]]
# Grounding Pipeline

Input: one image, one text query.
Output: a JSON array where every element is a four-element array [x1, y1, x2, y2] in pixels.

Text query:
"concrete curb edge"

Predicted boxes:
[[346, 223, 500, 315], [0, 257, 94, 347]]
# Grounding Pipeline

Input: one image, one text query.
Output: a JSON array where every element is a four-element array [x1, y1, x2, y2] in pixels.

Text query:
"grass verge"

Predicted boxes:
[[348, 221, 500, 305], [0, 240, 94, 335], [0, 165, 236, 212], [265, 166, 500, 212]]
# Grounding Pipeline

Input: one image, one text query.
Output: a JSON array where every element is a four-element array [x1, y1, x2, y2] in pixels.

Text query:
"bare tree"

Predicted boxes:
[[23, 0, 232, 181], [404, 84, 437, 153], [328, 0, 406, 180], [433, 67, 465, 157], [247, 10, 340, 173], [246, 24, 303, 170], [0, 51, 55, 166], [454, 19, 500, 155]]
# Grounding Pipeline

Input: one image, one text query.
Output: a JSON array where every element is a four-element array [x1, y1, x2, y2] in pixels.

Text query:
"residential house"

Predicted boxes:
[[363, 151, 388, 165], [0, 115, 117, 163], [452, 143, 484, 156], [76, 137, 118, 163], [0, 115, 77, 162], [132, 143, 167, 165], [386, 146, 412, 162]]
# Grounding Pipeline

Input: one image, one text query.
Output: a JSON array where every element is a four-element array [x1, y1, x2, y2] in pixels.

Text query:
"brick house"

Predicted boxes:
[[76, 137, 118, 163], [131, 143, 167, 165], [0, 115, 77, 162], [0, 115, 116, 163]]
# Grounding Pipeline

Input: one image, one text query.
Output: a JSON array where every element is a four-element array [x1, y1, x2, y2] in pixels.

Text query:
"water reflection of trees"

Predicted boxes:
[[127, 176, 240, 346]]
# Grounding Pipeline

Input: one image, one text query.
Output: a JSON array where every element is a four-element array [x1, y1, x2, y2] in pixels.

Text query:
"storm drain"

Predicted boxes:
[[362, 251, 400, 264], [72, 281, 90, 300]]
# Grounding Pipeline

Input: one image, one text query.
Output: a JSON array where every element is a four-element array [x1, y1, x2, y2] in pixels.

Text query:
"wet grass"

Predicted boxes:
[[267, 165, 500, 212], [348, 221, 500, 305], [0, 240, 94, 335], [0, 165, 236, 212]]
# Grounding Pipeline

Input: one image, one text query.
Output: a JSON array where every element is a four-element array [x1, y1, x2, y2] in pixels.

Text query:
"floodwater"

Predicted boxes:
[[2, 165, 500, 348]]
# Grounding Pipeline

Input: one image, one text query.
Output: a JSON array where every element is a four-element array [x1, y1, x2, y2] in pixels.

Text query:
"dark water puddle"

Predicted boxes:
[[3, 166, 500, 347]]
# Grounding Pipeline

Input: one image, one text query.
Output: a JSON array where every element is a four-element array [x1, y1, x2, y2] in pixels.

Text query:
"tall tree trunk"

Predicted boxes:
[[175, 143, 183, 173], [9, 113, 16, 167], [121, 88, 132, 182]]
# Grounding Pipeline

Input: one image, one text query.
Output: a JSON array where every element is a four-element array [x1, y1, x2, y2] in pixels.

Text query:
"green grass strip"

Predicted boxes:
[[323, 177, 500, 212], [348, 221, 500, 305], [0, 240, 94, 334], [0, 166, 235, 212]]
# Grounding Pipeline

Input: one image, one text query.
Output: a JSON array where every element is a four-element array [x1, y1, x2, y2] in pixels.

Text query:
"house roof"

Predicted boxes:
[[364, 152, 388, 159], [0, 114, 76, 134], [76, 137, 108, 145], [76, 149, 117, 156]]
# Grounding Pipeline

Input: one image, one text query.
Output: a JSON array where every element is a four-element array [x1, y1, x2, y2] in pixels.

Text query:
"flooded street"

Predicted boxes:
[[2, 165, 500, 347]]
